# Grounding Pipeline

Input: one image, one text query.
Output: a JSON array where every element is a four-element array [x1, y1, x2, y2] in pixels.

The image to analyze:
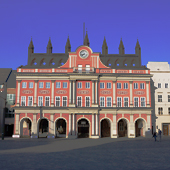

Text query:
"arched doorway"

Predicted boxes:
[[118, 119, 128, 137], [39, 119, 48, 138], [101, 119, 110, 137], [135, 119, 145, 137], [56, 118, 66, 138], [21, 118, 32, 138], [77, 118, 89, 138]]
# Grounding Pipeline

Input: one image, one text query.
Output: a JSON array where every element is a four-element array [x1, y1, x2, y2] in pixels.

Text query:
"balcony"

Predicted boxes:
[[73, 67, 95, 73]]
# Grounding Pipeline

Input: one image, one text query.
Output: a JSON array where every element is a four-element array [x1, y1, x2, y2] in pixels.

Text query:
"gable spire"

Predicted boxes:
[[46, 37, 52, 54], [65, 36, 71, 53], [28, 37, 34, 64], [102, 36, 108, 55], [83, 31, 90, 46], [119, 38, 125, 55], [135, 38, 141, 66]]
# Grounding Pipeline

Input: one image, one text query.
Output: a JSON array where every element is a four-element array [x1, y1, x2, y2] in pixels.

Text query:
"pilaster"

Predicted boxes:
[[16, 80, 21, 106], [34, 80, 38, 107], [51, 80, 55, 107], [129, 81, 133, 107], [113, 81, 116, 107]]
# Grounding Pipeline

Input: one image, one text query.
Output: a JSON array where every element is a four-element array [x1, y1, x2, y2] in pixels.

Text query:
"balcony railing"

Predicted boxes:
[[73, 67, 95, 73]]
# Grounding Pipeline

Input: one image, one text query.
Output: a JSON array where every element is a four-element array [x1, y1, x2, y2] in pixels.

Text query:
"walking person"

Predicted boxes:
[[153, 132, 157, 142], [158, 129, 162, 142]]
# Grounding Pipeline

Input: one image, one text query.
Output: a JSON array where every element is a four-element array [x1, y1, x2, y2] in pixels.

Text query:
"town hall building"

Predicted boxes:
[[12, 33, 152, 139]]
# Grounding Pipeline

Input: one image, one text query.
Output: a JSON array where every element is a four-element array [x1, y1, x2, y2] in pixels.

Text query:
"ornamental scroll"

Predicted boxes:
[[78, 90, 90, 94], [22, 90, 33, 94], [117, 91, 128, 95], [100, 90, 111, 95], [39, 90, 50, 94], [56, 90, 67, 94], [134, 91, 145, 95]]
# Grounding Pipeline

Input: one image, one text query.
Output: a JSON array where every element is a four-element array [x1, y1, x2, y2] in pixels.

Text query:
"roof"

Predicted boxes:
[[0, 68, 12, 84]]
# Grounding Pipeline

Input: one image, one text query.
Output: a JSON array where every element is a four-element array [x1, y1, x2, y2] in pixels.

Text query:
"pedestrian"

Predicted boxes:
[[153, 132, 157, 141], [158, 129, 162, 142]]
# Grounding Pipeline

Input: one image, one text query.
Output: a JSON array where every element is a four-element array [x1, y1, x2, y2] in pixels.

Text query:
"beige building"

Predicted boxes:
[[147, 62, 170, 136]]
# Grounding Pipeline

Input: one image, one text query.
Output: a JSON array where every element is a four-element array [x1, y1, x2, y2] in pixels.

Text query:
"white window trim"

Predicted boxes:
[[100, 96, 105, 107], [140, 83, 145, 89], [55, 96, 60, 107], [77, 96, 82, 107], [134, 97, 139, 107], [78, 82, 82, 89], [56, 82, 61, 88], [134, 83, 138, 89], [124, 83, 128, 89], [39, 82, 44, 88], [21, 96, 26, 106], [38, 96, 43, 106], [117, 83, 121, 89], [22, 82, 27, 88], [158, 83, 161, 88], [106, 97, 112, 107], [123, 97, 129, 107], [140, 97, 146, 107], [107, 83, 111, 89], [100, 82, 105, 89], [85, 96, 90, 107], [46, 82, 50, 88], [63, 82, 68, 88], [28, 96, 33, 106], [62, 96, 67, 107], [45, 96, 50, 106], [117, 97, 122, 107], [165, 83, 168, 88], [29, 82, 33, 88], [86, 82, 90, 89]]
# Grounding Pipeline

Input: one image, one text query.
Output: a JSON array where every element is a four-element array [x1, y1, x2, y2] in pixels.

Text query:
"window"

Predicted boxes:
[[165, 83, 168, 88], [21, 96, 26, 106], [141, 97, 145, 107], [100, 97, 105, 107], [56, 82, 60, 88], [158, 83, 161, 88], [7, 94, 15, 105], [46, 82, 50, 88], [38, 96, 43, 106], [63, 82, 67, 88], [86, 65, 90, 73], [45, 97, 50, 106], [117, 97, 122, 107], [39, 82, 43, 88], [124, 97, 128, 107], [22, 82, 26, 88], [55, 97, 60, 107], [29, 82, 33, 88], [77, 97, 82, 107], [78, 65, 82, 72], [62, 97, 67, 107], [134, 83, 138, 89], [158, 95, 162, 102], [86, 82, 90, 88], [140, 83, 144, 89], [28, 96, 33, 106], [134, 97, 138, 107], [158, 107, 163, 115], [168, 95, 170, 102], [78, 82, 82, 88], [100, 83, 104, 89], [168, 108, 170, 115], [107, 97, 112, 107], [117, 83, 121, 89], [107, 83, 111, 89], [124, 83, 128, 89], [85, 97, 90, 107]]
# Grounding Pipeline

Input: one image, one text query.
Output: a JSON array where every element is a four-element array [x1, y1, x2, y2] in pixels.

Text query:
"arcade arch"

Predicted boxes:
[[100, 118, 111, 138], [55, 118, 67, 138], [77, 118, 90, 138], [38, 118, 49, 138], [20, 118, 32, 138], [117, 118, 128, 137], [135, 118, 146, 137]]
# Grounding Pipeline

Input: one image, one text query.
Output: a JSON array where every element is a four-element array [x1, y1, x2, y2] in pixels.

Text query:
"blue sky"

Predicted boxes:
[[0, 0, 170, 69]]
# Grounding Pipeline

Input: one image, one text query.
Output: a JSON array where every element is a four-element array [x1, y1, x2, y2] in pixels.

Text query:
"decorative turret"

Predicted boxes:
[[119, 38, 125, 55], [46, 37, 53, 54], [83, 31, 90, 46], [65, 36, 71, 53], [102, 36, 108, 55], [28, 38, 34, 64], [135, 39, 141, 65]]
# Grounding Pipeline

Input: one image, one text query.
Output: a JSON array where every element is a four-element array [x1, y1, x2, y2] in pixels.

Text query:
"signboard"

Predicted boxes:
[[117, 91, 128, 95], [56, 90, 67, 94], [56, 69, 68, 72], [117, 70, 128, 73], [22, 90, 33, 94], [100, 70, 112, 73], [134, 91, 145, 95], [39, 69, 51, 72], [133, 70, 145, 74], [22, 69, 34, 72]]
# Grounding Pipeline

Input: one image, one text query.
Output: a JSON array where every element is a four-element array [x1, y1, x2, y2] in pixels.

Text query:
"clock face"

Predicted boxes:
[[79, 50, 89, 59]]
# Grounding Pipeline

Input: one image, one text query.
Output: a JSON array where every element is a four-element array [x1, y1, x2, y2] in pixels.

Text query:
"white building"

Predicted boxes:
[[147, 62, 170, 136]]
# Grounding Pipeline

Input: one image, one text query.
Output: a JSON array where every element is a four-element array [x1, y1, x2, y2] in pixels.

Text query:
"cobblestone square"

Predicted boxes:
[[0, 136, 170, 170]]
